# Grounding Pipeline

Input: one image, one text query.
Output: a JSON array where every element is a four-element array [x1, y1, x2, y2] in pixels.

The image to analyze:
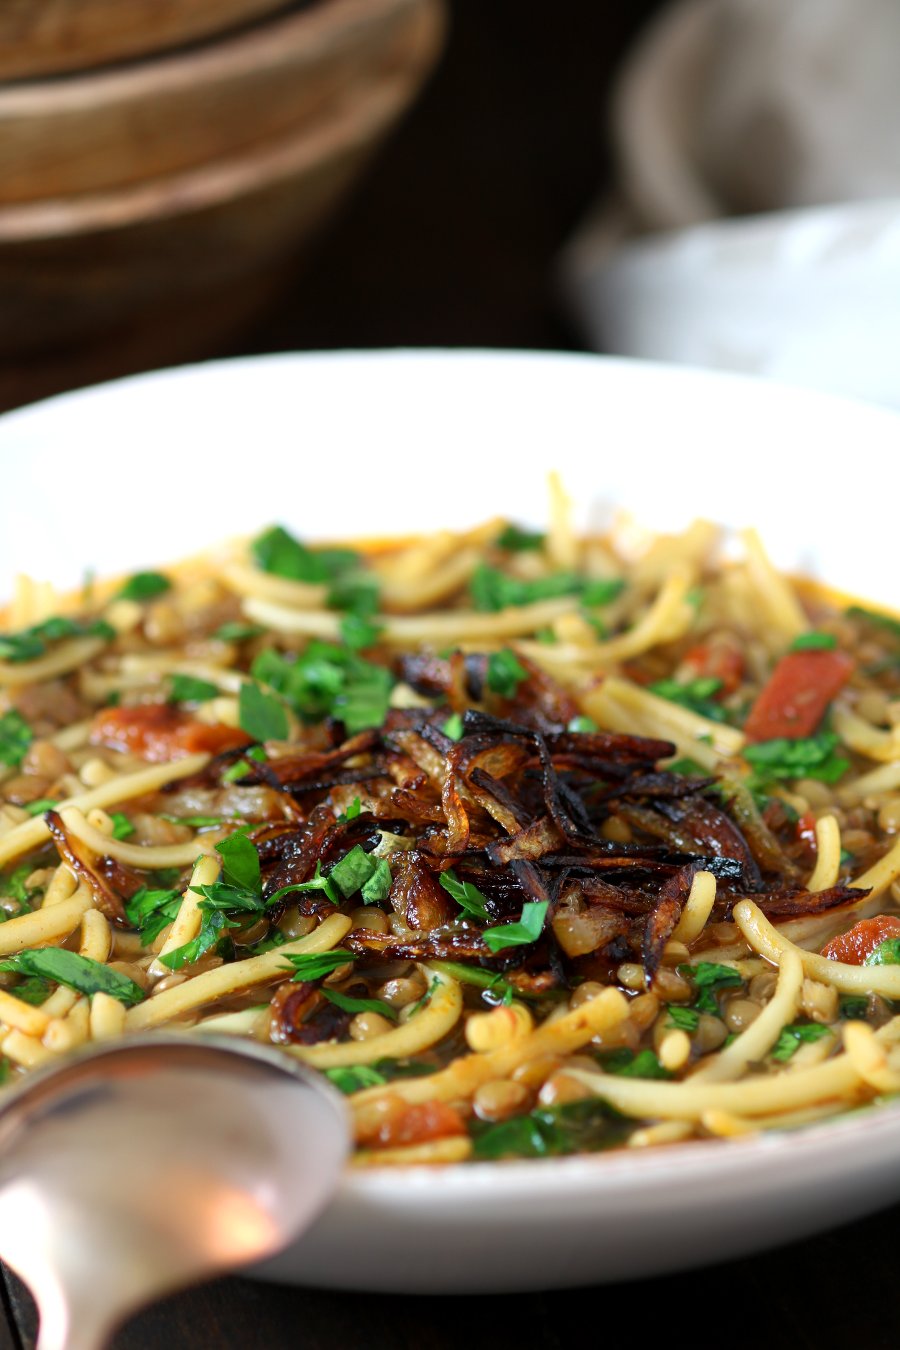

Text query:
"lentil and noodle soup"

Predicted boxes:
[[2, 489, 900, 1164]]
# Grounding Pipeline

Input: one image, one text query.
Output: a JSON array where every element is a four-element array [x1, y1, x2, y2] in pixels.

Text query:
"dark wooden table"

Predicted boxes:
[[4, 2, 897, 1345], [3, 1199, 900, 1349]]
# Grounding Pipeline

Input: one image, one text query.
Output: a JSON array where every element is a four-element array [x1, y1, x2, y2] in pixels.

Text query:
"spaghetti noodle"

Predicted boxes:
[[1, 511, 900, 1165]]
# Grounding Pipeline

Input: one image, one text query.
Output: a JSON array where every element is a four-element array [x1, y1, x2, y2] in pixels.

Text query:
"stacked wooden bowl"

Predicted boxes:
[[0, 0, 445, 408]]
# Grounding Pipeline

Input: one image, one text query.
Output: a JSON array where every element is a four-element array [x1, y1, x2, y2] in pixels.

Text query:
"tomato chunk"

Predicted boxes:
[[679, 641, 744, 695], [91, 705, 251, 763], [361, 1097, 467, 1150], [743, 649, 854, 743], [822, 915, 900, 965]]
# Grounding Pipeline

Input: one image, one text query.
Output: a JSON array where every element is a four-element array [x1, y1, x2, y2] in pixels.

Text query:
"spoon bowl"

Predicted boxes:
[[0, 1035, 349, 1350]]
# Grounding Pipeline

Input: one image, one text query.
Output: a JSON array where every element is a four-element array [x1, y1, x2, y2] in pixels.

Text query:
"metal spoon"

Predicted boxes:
[[0, 1035, 349, 1350]]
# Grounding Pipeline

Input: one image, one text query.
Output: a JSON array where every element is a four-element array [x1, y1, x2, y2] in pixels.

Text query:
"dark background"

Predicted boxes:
[[242, 0, 662, 357], [9, 4, 900, 1347]]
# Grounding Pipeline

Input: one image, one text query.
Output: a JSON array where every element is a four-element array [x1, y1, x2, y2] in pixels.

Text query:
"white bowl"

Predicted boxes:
[[562, 196, 900, 409], [2, 350, 900, 1291]]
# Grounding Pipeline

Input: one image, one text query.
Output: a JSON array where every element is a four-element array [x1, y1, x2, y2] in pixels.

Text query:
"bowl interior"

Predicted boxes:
[[1, 349, 896, 606]]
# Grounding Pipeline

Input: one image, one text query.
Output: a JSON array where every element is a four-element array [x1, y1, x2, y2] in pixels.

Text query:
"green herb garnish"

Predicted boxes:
[[0, 616, 114, 664], [790, 632, 838, 651], [109, 812, 135, 841], [438, 870, 491, 921], [213, 622, 265, 642], [321, 988, 398, 1022], [864, 938, 900, 967], [329, 845, 392, 903], [482, 900, 548, 953], [125, 886, 183, 946], [442, 712, 464, 741], [567, 715, 598, 733], [770, 1022, 833, 1061], [239, 681, 289, 741], [597, 1048, 672, 1080], [486, 649, 528, 697], [497, 524, 545, 552], [648, 676, 726, 722], [0, 949, 145, 1006], [117, 572, 171, 602], [743, 730, 849, 786], [0, 710, 31, 768], [325, 1065, 388, 1094], [251, 526, 357, 585], [282, 950, 357, 982], [169, 674, 219, 704], [665, 1005, 701, 1032], [678, 961, 743, 1013], [251, 643, 393, 735]]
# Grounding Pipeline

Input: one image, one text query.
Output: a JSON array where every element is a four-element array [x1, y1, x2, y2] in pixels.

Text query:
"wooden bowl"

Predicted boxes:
[[0, 0, 297, 83], [0, 0, 444, 365], [0, 0, 433, 205]]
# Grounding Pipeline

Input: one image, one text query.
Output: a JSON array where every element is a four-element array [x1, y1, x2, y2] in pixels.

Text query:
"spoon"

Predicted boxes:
[[0, 1035, 349, 1350]]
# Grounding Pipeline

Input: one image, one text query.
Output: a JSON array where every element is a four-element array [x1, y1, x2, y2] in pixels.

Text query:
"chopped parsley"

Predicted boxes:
[[742, 730, 849, 786], [790, 632, 837, 652], [770, 1022, 833, 1062], [482, 900, 548, 953], [839, 996, 869, 1019], [337, 796, 362, 824], [597, 1048, 672, 1080], [109, 812, 135, 841], [238, 681, 288, 741], [567, 715, 598, 733], [251, 525, 357, 585], [470, 566, 623, 614], [23, 799, 58, 817], [678, 961, 743, 1013], [498, 523, 545, 552], [486, 649, 528, 697], [282, 950, 357, 982], [442, 712, 464, 741], [864, 938, 900, 967], [0, 710, 32, 768], [321, 988, 398, 1022], [10, 976, 54, 1006], [2, 864, 38, 909], [213, 622, 265, 642], [667, 757, 709, 778], [0, 615, 114, 664], [665, 1004, 701, 1032], [251, 643, 393, 735], [0, 949, 145, 1006], [648, 676, 726, 722], [430, 960, 521, 1005], [168, 674, 219, 704], [582, 578, 626, 607], [329, 845, 392, 903], [222, 745, 266, 783], [325, 1065, 388, 1094], [125, 886, 183, 946], [439, 870, 491, 921], [471, 1099, 628, 1160], [117, 571, 171, 602]]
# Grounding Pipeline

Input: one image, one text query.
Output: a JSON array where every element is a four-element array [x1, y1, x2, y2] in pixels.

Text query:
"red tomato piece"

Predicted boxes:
[[822, 915, 900, 965], [91, 705, 251, 763], [743, 649, 854, 743], [680, 641, 745, 695], [369, 1099, 467, 1150]]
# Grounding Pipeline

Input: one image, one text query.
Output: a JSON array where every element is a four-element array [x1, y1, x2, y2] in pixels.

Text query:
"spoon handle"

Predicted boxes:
[[35, 1296, 113, 1350]]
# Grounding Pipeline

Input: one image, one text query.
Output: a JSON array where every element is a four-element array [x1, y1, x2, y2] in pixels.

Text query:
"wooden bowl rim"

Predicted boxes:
[[0, 0, 444, 242], [0, 0, 425, 114]]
